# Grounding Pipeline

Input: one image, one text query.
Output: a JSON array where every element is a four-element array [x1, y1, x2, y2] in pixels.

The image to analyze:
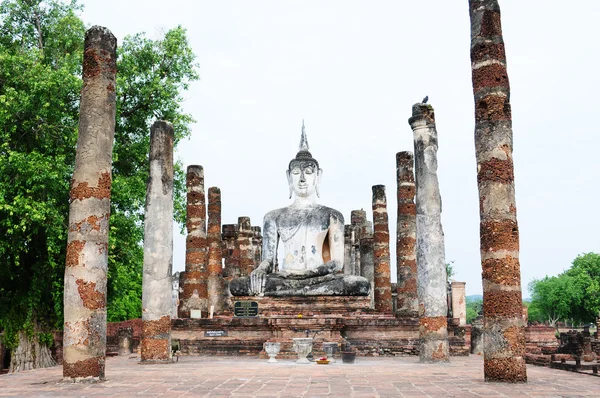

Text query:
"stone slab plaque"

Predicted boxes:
[[204, 330, 228, 337], [234, 301, 259, 317], [190, 309, 202, 319]]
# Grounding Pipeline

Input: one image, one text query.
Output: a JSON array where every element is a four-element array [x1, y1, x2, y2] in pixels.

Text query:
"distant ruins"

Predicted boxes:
[[61, 0, 532, 384]]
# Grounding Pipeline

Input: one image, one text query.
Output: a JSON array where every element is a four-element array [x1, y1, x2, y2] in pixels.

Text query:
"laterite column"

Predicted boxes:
[[63, 26, 117, 381], [396, 151, 418, 318], [409, 102, 449, 362], [141, 121, 174, 363], [180, 165, 208, 317], [372, 185, 393, 313], [469, 0, 526, 382], [237, 217, 255, 276], [207, 187, 225, 314]]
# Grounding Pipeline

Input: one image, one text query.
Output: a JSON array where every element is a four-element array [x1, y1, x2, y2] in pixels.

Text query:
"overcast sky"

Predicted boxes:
[[81, 1, 600, 296]]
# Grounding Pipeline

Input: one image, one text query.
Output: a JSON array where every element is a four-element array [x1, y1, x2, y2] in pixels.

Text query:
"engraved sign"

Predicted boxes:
[[204, 330, 228, 337], [234, 301, 259, 317]]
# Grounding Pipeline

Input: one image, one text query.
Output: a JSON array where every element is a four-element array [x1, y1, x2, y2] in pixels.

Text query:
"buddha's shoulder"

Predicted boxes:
[[315, 205, 344, 223]]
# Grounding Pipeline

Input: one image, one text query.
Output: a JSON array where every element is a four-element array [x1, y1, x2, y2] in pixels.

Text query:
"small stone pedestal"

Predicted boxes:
[[292, 338, 313, 364], [322, 342, 338, 363], [264, 342, 280, 363]]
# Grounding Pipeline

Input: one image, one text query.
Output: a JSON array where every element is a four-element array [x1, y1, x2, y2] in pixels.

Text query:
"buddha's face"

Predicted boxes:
[[288, 161, 320, 198]]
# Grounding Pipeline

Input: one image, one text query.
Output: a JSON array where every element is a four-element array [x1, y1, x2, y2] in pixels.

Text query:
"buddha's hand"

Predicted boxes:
[[250, 260, 271, 295]]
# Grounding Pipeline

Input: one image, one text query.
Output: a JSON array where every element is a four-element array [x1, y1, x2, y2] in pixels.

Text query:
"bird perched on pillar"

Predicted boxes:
[[422, 95, 429, 104]]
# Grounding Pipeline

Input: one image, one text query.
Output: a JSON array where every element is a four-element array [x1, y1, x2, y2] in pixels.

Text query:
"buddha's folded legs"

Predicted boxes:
[[229, 274, 370, 297]]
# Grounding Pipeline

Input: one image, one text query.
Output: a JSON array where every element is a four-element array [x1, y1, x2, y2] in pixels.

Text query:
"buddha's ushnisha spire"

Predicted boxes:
[[299, 119, 309, 152]]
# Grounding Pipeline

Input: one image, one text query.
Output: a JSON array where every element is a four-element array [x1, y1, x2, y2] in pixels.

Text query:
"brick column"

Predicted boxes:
[[469, 0, 526, 382], [221, 224, 238, 278], [237, 217, 255, 277], [252, 226, 263, 266], [63, 26, 116, 381], [396, 151, 418, 318], [372, 185, 393, 313], [207, 187, 225, 314], [409, 102, 449, 362], [359, 221, 374, 308], [141, 121, 174, 363], [180, 165, 207, 318]]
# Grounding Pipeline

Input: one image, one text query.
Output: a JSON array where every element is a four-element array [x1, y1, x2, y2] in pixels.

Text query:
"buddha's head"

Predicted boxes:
[[287, 122, 322, 199]]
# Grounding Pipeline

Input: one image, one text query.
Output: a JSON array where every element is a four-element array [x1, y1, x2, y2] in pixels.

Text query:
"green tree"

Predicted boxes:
[[527, 275, 579, 326], [466, 298, 482, 324], [0, 0, 197, 370], [564, 253, 600, 323]]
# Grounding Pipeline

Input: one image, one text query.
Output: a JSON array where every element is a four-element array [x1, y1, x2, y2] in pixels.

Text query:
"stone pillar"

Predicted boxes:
[[237, 217, 255, 277], [372, 185, 393, 313], [359, 222, 374, 308], [451, 282, 467, 326], [180, 165, 208, 318], [469, 0, 526, 382], [343, 225, 355, 275], [409, 102, 449, 362], [141, 120, 174, 363], [252, 226, 263, 265], [63, 26, 117, 381], [396, 151, 418, 318], [351, 210, 366, 276], [222, 224, 238, 278], [207, 187, 225, 313]]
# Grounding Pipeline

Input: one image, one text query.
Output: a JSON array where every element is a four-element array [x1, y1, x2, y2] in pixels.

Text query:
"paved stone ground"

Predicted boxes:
[[1, 355, 598, 397]]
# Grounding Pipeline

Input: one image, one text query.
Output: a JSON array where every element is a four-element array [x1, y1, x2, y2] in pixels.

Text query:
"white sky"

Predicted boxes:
[[81, 0, 600, 297]]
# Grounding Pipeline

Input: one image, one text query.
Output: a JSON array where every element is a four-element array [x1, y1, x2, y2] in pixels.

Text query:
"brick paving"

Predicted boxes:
[[1, 355, 598, 397]]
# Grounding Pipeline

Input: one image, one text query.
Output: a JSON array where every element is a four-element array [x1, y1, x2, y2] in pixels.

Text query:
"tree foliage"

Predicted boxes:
[[0, 0, 198, 354], [466, 297, 482, 324], [528, 252, 600, 325]]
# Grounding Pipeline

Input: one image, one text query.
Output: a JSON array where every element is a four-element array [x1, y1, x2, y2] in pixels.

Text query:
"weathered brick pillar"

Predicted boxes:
[[343, 224, 356, 275], [469, 0, 526, 382], [396, 151, 419, 318], [63, 26, 116, 381], [237, 217, 255, 277], [359, 221, 374, 308], [222, 224, 239, 278], [409, 102, 449, 362], [180, 165, 208, 318], [252, 226, 263, 265], [372, 185, 393, 313], [451, 282, 467, 326], [141, 120, 174, 363], [351, 210, 366, 275], [207, 187, 225, 314]]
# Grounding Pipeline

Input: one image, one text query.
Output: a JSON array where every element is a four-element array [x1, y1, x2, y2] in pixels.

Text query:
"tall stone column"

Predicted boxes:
[[252, 226, 263, 266], [359, 221, 374, 308], [221, 224, 238, 278], [207, 187, 225, 314], [237, 217, 255, 277], [469, 0, 526, 382], [409, 102, 449, 362], [141, 121, 174, 363], [351, 210, 366, 276], [451, 282, 467, 326], [180, 165, 208, 317], [372, 185, 393, 313], [343, 225, 356, 275], [63, 26, 116, 381], [396, 151, 419, 318]]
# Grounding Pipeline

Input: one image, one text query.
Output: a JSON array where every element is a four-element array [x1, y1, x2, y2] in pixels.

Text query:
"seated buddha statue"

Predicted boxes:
[[229, 123, 370, 297]]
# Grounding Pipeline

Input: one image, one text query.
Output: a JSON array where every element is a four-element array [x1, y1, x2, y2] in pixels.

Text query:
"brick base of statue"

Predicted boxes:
[[165, 297, 471, 358]]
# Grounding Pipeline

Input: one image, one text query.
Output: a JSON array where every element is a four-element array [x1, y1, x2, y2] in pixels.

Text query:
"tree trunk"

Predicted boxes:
[[9, 330, 56, 372]]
